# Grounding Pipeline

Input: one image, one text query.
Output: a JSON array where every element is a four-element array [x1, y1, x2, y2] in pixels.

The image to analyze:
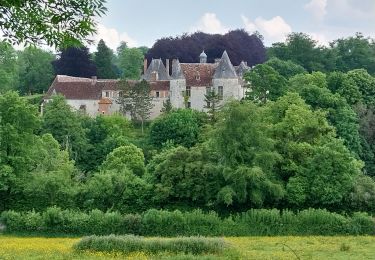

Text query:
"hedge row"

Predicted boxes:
[[1, 207, 374, 236]]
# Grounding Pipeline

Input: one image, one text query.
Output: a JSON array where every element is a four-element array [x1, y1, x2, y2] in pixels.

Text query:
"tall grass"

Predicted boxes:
[[73, 235, 227, 255], [1, 207, 374, 236]]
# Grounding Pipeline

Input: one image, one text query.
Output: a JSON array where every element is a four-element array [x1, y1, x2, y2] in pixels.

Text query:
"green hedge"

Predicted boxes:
[[73, 235, 227, 255], [1, 207, 374, 236]]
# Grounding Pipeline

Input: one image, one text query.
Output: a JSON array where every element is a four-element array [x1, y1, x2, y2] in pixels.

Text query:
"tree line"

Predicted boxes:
[[1, 31, 375, 217], [0, 40, 148, 95]]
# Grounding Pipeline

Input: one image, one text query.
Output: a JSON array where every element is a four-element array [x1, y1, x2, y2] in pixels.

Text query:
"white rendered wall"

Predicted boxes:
[[66, 99, 99, 116], [170, 79, 186, 109], [212, 78, 242, 102], [190, 86, 207, 111]]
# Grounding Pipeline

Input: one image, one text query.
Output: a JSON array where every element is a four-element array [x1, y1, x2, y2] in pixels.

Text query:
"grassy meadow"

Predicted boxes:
[[0, 235, 374, 259]]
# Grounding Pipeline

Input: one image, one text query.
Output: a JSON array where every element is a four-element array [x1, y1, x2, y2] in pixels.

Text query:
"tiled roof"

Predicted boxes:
[[180, 63, 217, 87], [150, 80, 170, 91], [45, 76, 170, 100], [45, 78, 102, 100]]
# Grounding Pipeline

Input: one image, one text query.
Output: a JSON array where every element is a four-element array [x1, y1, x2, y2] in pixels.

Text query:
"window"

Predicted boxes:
[[206, 102, 211, 108], [195, 74, 200, 80], [105, 91, 110, 97], [156, 91, 160, 98], [186, 86, 191, 97], [218, 86, 223, 100], [187, 101, 191, 108], [119, 91, 123, 97]]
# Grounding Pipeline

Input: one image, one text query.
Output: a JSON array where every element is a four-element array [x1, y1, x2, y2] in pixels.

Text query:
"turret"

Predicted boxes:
[[199, 50, 207, 63]]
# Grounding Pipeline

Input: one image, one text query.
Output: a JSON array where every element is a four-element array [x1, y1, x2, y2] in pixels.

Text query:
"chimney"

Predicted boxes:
[[166, 59, 170, 76], [143, 59, 148, 75], [91, 76, 97, 85]]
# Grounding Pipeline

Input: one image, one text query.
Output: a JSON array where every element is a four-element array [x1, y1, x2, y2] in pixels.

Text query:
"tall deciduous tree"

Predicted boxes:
[[0, 42, 18, 92], [118, 47, 143, 79], [268, 32, 326, 72], [150, 109, 203, 148], [53, 47, 97, 78], [332, 33, 375, 75], [146, 29, 266, 66], [101, 144, 146, 176], [41, 95, 90, 169], [0, 91, 40, 210], [94, 39, 117, 79], [17, 46, 55, 94], [265, 58, 306, 79], [118, 80, 154, 133], [244, 64, 287, 103], [0, 0, 107, 47]]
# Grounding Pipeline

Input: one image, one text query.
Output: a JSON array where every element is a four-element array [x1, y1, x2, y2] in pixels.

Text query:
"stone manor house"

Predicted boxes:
[[44, 50, 250, 119]]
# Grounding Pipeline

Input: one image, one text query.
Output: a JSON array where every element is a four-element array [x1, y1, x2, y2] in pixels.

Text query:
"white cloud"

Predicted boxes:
[[92, 23, 138, 51], [304, 0, 327, 21], [241, 15, 292, 43], [309, 32, 329, 46], [190, 13, 228, 34]]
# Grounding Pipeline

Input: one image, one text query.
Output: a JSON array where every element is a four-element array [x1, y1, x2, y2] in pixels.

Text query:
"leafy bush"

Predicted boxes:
[[73, 235, 227, 255]]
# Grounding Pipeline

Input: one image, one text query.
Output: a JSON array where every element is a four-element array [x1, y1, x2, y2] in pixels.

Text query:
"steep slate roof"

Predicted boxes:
[[142, 59, 170, 80], [180, 63, 217, 87], [171, 59, 185, 79], [235, 61, 250, 77], [213, 50, 237, 79]]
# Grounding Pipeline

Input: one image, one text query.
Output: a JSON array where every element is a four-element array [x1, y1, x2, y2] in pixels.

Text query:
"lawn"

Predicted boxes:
[[0, 235, 374, 259]]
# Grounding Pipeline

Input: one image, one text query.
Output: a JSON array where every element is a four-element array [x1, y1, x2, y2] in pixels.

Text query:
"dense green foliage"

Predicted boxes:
[[1, 207, 373, 236], [2, 32, 375, 236], [74, 235, 227, 255], [118, 47, 144, 80], [94, 39, 117, 79], [149, 109, 205, 148], [268, 32, 375, 75], [0, 0, 107, 47]]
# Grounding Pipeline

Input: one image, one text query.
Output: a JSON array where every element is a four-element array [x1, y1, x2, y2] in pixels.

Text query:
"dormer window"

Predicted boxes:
[[195, 75, 200, 80]]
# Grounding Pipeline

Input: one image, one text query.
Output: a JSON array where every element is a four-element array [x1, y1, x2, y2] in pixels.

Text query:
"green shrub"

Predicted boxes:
[[0, 211, 24, 232], [1, 207, 374, 236], [296, 208, 350, 235], [350, 212, 375, 235], [73, 235, 227, 255]]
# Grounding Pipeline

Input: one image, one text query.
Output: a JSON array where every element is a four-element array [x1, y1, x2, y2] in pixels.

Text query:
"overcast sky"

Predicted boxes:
[[94, 0, 375, 50]]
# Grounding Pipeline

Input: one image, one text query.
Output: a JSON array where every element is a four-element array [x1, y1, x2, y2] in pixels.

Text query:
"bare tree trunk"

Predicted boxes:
[[141, 119, 144, 134]]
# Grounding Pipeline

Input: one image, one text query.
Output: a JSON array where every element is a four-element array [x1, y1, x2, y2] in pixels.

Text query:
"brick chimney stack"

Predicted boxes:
[[143, 59, 148, 75]]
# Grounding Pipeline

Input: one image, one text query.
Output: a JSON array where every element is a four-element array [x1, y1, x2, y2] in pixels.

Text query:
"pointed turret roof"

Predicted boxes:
[[199, 50, 207, 58], [171, 59, 185, 79], [213, 51, 237, 79], [142, 59, 170, 80], [235, 61, 250, 76]]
